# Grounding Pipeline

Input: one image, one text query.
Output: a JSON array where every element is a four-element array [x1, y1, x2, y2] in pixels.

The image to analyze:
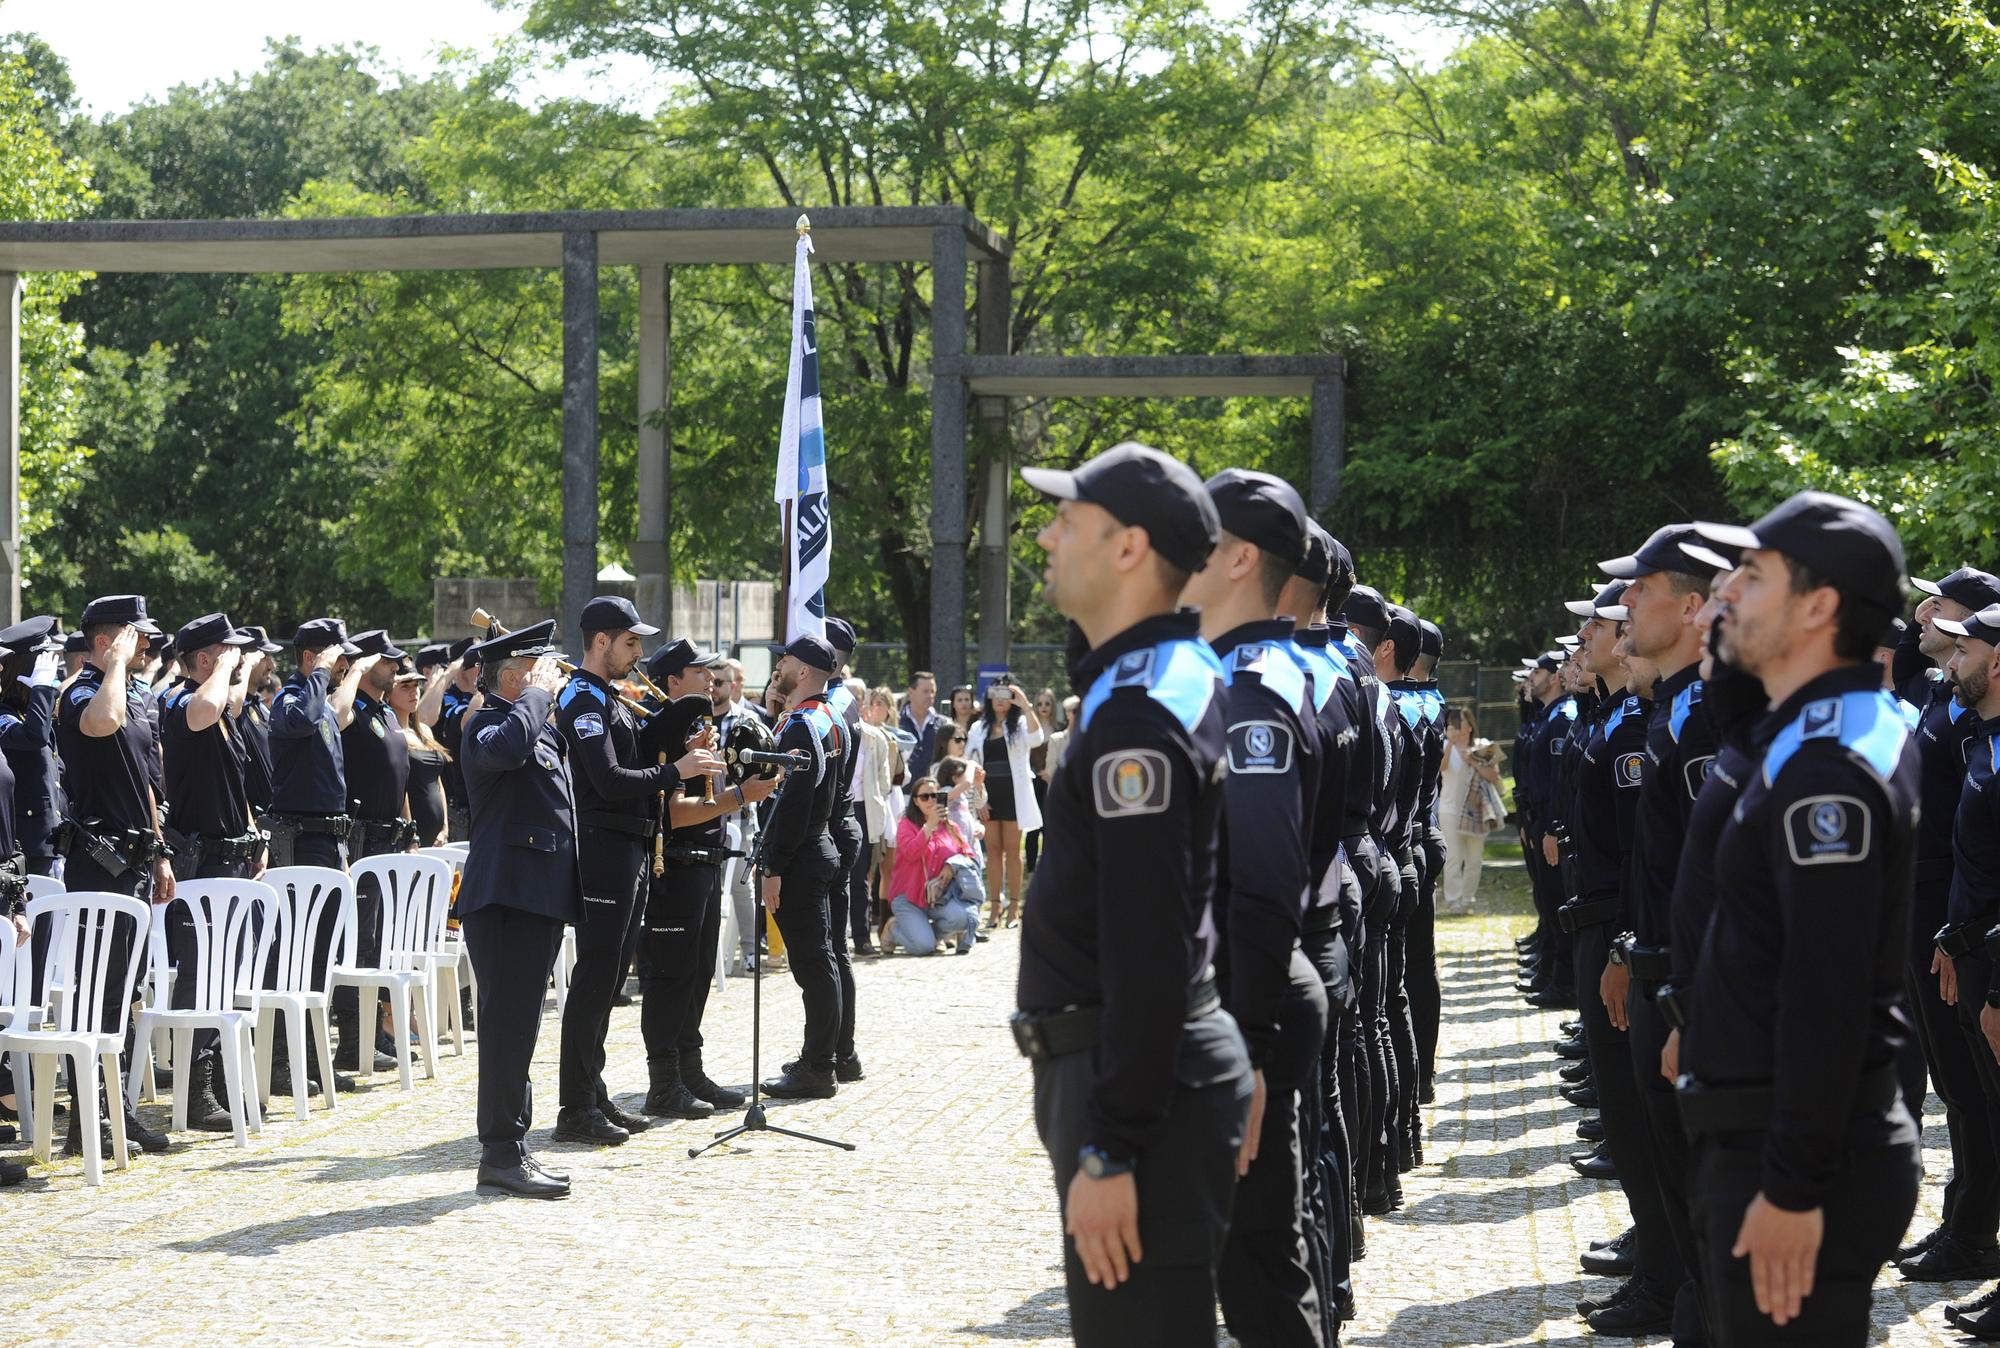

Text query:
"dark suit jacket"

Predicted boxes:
[[459, 687, 582, 924]]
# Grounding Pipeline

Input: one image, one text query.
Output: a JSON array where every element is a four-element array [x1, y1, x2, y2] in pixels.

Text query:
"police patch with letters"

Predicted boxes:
[[1784, 794, 1871, 866], [574, 712, 606, 740], [1227, 720, 1294, 775], [1615, 752, 1646, 789], [1683, 754, 1714, 801], [1093, 749, 1171, 818]]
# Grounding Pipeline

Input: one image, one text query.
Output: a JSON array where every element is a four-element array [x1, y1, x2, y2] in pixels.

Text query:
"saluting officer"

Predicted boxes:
[[1678, 493, 1921, 1340], [1014, 443, 1251, 1347], [1184, 467, 1329, 1347], [422, 638, 480, 842], [459, 620, 579, 1199], [758, 634, 849, 1100], [0, 616, 68, 878], [267, 618, 363, 871], [233, 626, 283, 817], [336, 629, 409, 1069]]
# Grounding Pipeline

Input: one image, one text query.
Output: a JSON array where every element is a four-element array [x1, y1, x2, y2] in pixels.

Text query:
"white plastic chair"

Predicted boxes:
[[416, 847, 469, 1055], [330, 854, 451, 1090], [0, 892, 150, 1185], [238, 866, 344, 1121], [125, 881, 267, 1145], [0, 909, 41, 1143]]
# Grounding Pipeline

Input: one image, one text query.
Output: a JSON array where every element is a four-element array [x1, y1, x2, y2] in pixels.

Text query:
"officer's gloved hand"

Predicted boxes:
[[28, 648, 61, 689]]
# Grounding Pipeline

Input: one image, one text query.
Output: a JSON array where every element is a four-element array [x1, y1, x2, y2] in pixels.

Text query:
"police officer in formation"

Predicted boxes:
[[0, 616, 66, 877]]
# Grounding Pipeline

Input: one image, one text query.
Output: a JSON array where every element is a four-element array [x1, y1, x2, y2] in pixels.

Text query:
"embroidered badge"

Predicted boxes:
[[1093, 749, 1171, 817], [574, 712, 605, 740], [1783, 793, 1871, 866], [1226, 720, 1294, 775]]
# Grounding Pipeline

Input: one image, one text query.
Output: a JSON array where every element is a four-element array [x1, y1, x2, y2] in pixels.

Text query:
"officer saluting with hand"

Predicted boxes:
[[1678, 492, 1922, 1339], [1014, 442, 1252, 1347]]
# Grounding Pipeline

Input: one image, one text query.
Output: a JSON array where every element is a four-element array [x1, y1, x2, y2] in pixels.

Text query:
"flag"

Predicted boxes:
[[774, 220, 829, 643]]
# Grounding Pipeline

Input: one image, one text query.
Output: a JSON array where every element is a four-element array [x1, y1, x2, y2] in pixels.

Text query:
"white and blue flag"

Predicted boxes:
[[774, 219, 829, 643]]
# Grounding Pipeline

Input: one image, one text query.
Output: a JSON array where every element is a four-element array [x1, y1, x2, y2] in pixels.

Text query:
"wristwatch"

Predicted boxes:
[[1607, 942, 1626, 967], [1078, 1145, 1135, 1180]]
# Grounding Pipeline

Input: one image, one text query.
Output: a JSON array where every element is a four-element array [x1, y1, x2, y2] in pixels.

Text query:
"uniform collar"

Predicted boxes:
[[1653, 660, 1700, 704], [1210, 617, 1295, 658], [1071, 610, 1200, 687], [1295, 624, 1331, 650], [1752, 662, 1885, 749], [574, 666, 617, 696]]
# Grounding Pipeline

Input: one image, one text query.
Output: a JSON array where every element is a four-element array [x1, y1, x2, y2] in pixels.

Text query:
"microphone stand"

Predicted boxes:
[[690, 766, 856, 1157]]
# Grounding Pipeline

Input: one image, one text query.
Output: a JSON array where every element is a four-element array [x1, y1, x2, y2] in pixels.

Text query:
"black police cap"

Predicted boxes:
[[1914, 566, 2000, 613], [1339, 585, 1391, 633], [80, 593, 162, 637], [63, 631, 88, 655], [294, 617, 361, 656], [241, 625, 283, 655], [1564, 581, 1627, 619], [467, 619, 563, 666], [647, 637, 725, 680], [155, 636, 177, 661], [1599, 524, 1721, 581], [824, 616, 858, 654], [1694, 491, 1907, 616], [1294, 521, 1332, 585], [1879, 614, 1908, 648], [1020, 441, 1219, 574], [447, 636, 476, 665], [1535, 651, 1564, 672], [782, 635, 838, 674], [175, 613, 254, 653], [1935, 604, 2000, 647], [579, 595, 660, 637], [1386, 603, 1422, 651], [348, 629, 407, 661], [1418, 619, 1444, 659], [1204, 468, 1308, 568], [415, 642, 450, 670], [0, 615, 62, 655]]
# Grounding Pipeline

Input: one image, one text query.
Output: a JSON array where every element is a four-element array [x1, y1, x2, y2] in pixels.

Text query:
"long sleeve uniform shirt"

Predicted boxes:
[[1630, 664, 1718, 949], [1572, 692, 1649, 904], [556, 668, 677, 820], [267, 669, 347, 815], [760, 690, 841, 873]]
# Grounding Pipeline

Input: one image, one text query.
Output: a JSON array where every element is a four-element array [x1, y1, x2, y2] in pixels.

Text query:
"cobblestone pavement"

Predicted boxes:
[[1, 912, 1972, 1345]]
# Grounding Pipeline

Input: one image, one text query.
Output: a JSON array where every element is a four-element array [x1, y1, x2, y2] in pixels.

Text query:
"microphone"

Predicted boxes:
[[731, 747, 809, 769]]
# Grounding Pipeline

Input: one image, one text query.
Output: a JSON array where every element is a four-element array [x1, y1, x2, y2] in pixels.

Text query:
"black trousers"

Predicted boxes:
[[1354, 835, 1397, 1202], [1524, 838, 1573, 992], [1385, 849, 1421, 1170], [164, 851, 256, 1081], [1411, 828, 1444, 1092], [1630, 983, 1708, 1345], [462, 903, 564, 1168], [1908, 878, 1998, 1243], [1219, 949, 1330, 1348], [826, 811, 864, 1045], [639, 862, 724, 1069], [1302, 922, 1356, 1325], [840, 806, 873, 947], [1575, 922, 1684, 1296], [1949, 954, 2000, 1240], [331, 828, 392, 1038], [1035, 1009, 1253, 1348], [1691, 1130, 1918, 1347], [769, 838, 844, 1072], [558, 829, 647, 1111]]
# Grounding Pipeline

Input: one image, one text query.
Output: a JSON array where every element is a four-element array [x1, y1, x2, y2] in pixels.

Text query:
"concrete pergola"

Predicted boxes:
[[0, 207, 1345, 681]]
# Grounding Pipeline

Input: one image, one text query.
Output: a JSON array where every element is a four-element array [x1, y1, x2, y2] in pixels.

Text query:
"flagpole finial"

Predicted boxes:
[[796, 213, 811, 235]]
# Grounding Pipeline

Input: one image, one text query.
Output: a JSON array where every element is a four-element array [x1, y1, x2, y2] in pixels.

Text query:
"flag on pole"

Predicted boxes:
[[774, 215, 829, 643]]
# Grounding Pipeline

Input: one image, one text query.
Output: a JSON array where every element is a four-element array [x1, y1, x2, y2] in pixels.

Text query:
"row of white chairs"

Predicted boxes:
[[0, 851, 464, 1186]]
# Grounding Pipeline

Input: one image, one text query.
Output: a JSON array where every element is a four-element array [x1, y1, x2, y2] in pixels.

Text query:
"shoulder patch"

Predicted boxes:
[[1783, 793, 1872, 867], [65, 684, 93, 706], [1110, 648, 1156, 687], [1227, 720, 1295, 775], [573, 712, 605, 740], [1615, 752, 1646, 788], [1683, 754, 1715, 800], [1092, 749, 1172, 818]]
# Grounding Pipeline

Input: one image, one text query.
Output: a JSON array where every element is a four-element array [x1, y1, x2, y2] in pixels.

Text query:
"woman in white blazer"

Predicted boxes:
[[969, 677, 1044, 927]]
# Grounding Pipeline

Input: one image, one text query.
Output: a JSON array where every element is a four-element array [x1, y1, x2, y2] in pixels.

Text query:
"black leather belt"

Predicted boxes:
[[664, 845, 739, 865], [1677, 1061, 1899, 1135], [580, 810, 657, 840], [268, 812, 353, 839], [1011, 969, 1222, 1061], [1559, 897, 1620, 933]]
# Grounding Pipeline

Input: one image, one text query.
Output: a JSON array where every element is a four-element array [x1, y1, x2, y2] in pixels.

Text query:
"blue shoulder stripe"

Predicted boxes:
[[1669, 680, 1704, 741], [1223, 641, 1308, 717], [1604, 695, 1641, 739], [1393, 687, 1424, 729], [1764, 689, 1912, 788], [1283, 638, 1341, 713], [1554, 697, 1578, 722], [557, 679, 605, 710], [1081, 637, 1223, 733], [1898, 698, 1922, 729]]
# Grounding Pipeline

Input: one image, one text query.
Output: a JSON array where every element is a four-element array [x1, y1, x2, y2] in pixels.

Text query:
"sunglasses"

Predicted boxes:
[[914, 791, 942, 802]]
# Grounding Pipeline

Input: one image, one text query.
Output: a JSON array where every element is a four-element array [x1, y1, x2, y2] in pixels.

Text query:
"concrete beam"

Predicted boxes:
[[944, 352, 1345, 398], [634, 264, 671, 632], [975, 258, 1012, 669], [1310, 373, 1346, 519], [0, 275, 17, 625], [560, 232, 600, 641], [929, 226, 969, 686]]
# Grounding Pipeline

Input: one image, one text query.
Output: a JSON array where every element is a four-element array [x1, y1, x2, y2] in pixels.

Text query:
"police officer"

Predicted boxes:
[[824, 617, 877, 958], [338, 629, 413, 1068], [422, 638, 480, 842], [1888, 566, 2000, 1282], [1519, 648, 1580, 1011], [454, 620, 577, 1197], [1182, 468, 1327, 1346], [55, 594, 174, 1158], [1677, 493, 1921, 1340], [1379, 603, 1432, 1180], [1014, 442, 1252, 1346], [233, 626, 283, 817], [159, 613, 266, 1132], [0, 616, 67, 878], [759, 634, 849, 1100], [1406, 619, 1447, 1111], [636, 637, 769, 1118]]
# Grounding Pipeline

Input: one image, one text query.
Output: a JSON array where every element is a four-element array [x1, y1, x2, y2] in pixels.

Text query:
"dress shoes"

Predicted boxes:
[[1590, 1226, 1632, 1251], [1527, 988, 1577, 1010], [0, 1156, 26, 1186], [1575, 1115, 1605, 1142], [598, 1098, 654, 1133], [1560, 1019, 1582, 1035], [1576, 1276, 1638, 1317], [1897, 1224, 1943, 1263], [525, 1154, 569, 1184], [1580, 1230, 1635, 1276], [761, 1066, 838, 1100], [333, 1043, 397, 1074], [551, 1106, 629, 1146], [1559, 1059, 1593, 1083], [1570, 1149, 1618, 1182], [1586, 1285, 1673, 1336], [477, 1160, 569, 1199], [1897, 1232, 2000, 1283], [1560, 1082, 1600, 1108], [1949, 1283, 2000, 1320], [643, 1080, 715, 1120], [1555, 1038, 1590, 1060]]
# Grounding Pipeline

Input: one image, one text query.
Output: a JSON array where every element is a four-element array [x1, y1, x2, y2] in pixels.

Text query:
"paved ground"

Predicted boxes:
[[1, 897, 1976, 1345]]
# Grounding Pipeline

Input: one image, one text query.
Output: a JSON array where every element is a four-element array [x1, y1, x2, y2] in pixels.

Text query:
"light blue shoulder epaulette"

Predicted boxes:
[[1898, 698, 1922, 729], [1419, 688, 1445, 725], [1763, 688, 1911, 788], [1393, 686, 1424, 730], [1283, 638, 1344, 714], [1669, 680, 1704, 742], [1081, 637, 1224, 733], [1223, 640, 1308, 718], [1554, 696, 1578, 722], [1603, 695, 1642, 739], [557, 678, 605, 710], [829, 683, 855, 716]]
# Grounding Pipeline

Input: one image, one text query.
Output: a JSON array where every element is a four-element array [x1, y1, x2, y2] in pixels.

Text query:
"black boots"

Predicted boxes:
[[643, 1052, 715, 1120], [680, 1051, 746, 1109]]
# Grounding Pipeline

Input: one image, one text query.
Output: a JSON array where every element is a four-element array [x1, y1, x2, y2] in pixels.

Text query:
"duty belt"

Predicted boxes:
[[1935, 918, 1997, 961], [1617, 937, 1672, 983], [266, 812, 352, 839], [355, 817, 419, 850], [1558, 897, 1621, 934], [0, 852, 24, 912], [166, 828, 266, 869], [579, 810, 657, 840], [663, 845, 743, 866], [60, 820, 169, 878], [1676, 1061, 1899, 1135], [1010, 968, 1222, 1062]]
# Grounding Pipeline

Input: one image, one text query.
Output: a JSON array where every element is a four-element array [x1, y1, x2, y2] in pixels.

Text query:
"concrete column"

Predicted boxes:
[[1310, 370, 1346, 520], [0, 275, 18, 625], [929, 226, 969, 685], [560, 232, 600, 640], [634, 263, 671, 632], [974, 258, 1012, 668]]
